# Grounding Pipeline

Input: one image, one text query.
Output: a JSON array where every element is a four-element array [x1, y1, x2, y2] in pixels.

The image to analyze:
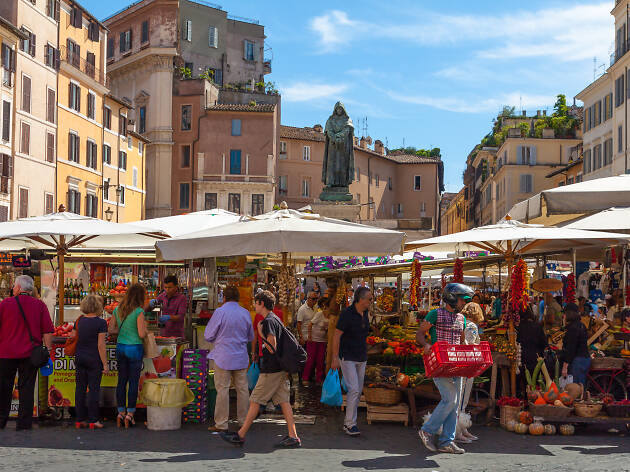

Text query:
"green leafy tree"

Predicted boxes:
[[553, 94, 568, 117]]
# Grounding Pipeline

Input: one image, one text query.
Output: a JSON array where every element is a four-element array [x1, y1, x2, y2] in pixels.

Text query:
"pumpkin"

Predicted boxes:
[[396, 373, 410, 388], [565, 383, 583, 400], [505, 419, 517, 432], [543, 382, 559, 404], [559, 392, 573, 407], [559, 424, 575, 436], [514, 422, 529, 434], [529, 422, 544, 435], [544, 424, 557, 435], [534, 395, 547, 405], [518, 411, 533, 425]]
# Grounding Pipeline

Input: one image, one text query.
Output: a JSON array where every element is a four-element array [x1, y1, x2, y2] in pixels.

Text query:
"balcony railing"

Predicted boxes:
[[59, 46, 107, 86], [202, 173, 274, 184], [611, 39, 630, 67]]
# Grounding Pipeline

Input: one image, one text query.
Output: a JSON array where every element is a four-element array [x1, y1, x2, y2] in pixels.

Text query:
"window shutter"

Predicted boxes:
[[76, 192, 81, 215], [119, 32, 125, 52], [22, 76, 30, 113], [46, 132, 54, 163], [77, 86, 80, 112], [2, 101, 10, 141], [19, 188, 28, 218], [68, 132, 73, 161], [1, 47, 5, 70], [519, 174, 526, 192], [55, 0, 60, 20], [128, 29, 133, 50], [24, 123, 29, 153], [142, 20, 149, 43], [0, 154, 5, 177], [516, 146, 523, 164], [209, 26, 217, 47], [30, 34, 36, 57], [530, 146, 537, 165], [243, 40, 248, 59]]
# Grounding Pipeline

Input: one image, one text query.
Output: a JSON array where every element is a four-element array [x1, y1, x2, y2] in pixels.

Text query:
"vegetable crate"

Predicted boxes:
[[423, 342, 493, 378]]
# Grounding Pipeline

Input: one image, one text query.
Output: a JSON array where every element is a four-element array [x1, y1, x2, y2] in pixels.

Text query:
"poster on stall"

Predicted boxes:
[[9, 375, 45, 418]]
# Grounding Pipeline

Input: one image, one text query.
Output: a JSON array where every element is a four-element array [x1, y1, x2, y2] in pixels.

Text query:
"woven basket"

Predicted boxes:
[[364, 387, 402, 406], [605, 404, 630, 418], [499, 405, 521, 428], [590, 357, 625, 370], [574, 402, 603, 417], [528, 402, 573, 418]]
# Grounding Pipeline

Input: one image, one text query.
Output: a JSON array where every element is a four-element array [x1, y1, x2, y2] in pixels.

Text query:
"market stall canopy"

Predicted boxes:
[[506, 174, 630, 225], [564, 207, 630, 232], [129, 208, 241, 238], [156, 208, 406, 260], [405, 219, 630, 257]]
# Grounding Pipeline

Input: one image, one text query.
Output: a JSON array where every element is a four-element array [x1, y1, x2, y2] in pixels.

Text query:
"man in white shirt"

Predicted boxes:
[[296, 291, 318, 345]]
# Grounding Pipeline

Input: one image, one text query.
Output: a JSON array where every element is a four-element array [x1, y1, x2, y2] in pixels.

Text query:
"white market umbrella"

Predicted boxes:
[[564, 207, 630, 232], [130, 208, 242, 238], [0, 210, 169, 322], [156, 208, 405, 260]]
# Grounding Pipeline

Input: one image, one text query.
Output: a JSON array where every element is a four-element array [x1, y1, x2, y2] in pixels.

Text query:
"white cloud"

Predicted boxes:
[[281, 82, 349, 102], [309, 3, 612, 61]]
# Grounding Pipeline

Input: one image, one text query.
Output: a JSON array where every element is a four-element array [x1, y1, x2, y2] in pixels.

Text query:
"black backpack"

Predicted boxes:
[[262, 314, 307, 374]]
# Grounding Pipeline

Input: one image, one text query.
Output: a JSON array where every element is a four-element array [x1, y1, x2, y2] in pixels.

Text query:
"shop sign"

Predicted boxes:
[[12, 255, 31, 268]]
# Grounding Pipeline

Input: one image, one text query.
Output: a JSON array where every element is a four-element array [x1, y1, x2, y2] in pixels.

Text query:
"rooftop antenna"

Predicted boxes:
[[593, 56, 605, 80], [519, 95, 522, 115]]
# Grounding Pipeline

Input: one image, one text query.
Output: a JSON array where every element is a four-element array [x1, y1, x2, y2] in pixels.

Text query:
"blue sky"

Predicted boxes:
[[89, 0, 614, 192]]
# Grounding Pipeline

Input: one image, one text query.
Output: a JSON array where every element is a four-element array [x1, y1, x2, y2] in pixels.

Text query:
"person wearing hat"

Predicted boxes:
[[560, 303, 591, 386], [416, 283, 473, 455]]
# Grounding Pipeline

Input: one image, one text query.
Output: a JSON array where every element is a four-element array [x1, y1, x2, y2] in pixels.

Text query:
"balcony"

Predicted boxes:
[[263, 58, 271, 75], [0, 177, 10, 194], [59, 46, 107, 87], [610, 39, 630, 67]]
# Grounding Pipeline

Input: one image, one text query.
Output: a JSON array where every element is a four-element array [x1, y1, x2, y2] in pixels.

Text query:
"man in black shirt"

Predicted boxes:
[[221, 290, 301, 448]]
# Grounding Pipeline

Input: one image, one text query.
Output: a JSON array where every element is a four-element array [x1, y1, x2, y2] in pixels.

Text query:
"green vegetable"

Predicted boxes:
[[554, 359, 560, 385], [525, 368, 532, 388], [532, 358, 544, 387]]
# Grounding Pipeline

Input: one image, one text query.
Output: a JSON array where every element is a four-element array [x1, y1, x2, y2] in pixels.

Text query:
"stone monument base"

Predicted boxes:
[[310, 200, 361, 222], [319, 186, 353, 202]]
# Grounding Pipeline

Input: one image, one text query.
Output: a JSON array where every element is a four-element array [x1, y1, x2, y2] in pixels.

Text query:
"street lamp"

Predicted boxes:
[[104, 206, 113, 222]]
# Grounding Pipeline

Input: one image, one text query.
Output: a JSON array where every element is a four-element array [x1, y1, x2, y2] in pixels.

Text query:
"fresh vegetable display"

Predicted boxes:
[[376, 288, 395, 312], [497, 396, 522, 407], [452, 258, 463, 283], [505, 258, 528, 323], [566, 273, 576, 304], [409, 260, 422, 308], [109, 281, 127, 297], [53, 322, 74, 337], [277, 264, 297, 307], [366, 336, 388, 345]]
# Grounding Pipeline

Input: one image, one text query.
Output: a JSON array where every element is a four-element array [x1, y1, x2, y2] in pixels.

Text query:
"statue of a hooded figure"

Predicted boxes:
[[320, 102, 355, 201]]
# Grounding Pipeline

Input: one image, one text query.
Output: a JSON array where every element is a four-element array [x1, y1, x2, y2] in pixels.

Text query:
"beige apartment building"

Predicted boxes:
[[0, 0, 59, 218], [278, 125, 442, 230]]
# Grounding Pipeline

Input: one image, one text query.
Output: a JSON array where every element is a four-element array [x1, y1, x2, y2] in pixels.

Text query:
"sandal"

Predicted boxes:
[[116, 413, 125, 428], [124, 413, 135, 429]]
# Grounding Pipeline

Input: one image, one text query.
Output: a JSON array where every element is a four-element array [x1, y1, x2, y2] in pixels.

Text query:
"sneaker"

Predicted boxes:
[[219, 431, 245, 447], [343, 425, 361, 436], [274, 435, 302, 448], [418, 430, 437, 452], [463, 431, 478, 441], [438, 442, 465, 454], [455, 433, 472, 444]]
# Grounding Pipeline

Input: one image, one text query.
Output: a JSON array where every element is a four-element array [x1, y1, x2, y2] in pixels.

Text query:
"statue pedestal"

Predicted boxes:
[[319, 186, 353, 202], [310, 200, 361, 222]]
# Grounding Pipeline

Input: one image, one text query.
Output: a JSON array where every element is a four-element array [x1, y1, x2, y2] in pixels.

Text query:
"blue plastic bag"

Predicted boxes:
[[247, 362, 260, 390], [320, 369, 343, 406]]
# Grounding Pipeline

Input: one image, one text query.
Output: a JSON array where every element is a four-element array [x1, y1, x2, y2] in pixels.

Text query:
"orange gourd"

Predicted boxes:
[[534, 395, 547, 405], [396, 373, 410, 388], [558, 392, 573, 407], [543, 382, 559, 404], [529, 422, 544, 435], [518, 411, 533, 425]]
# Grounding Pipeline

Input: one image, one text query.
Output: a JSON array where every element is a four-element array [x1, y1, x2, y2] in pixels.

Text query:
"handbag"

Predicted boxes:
[[143, 332, 159, 359], [15, 295, 50, 368], [63, 315, 83, 357], [247, 361, 260, 390]]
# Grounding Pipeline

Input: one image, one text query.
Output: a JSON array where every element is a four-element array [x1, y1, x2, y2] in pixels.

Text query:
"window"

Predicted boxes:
[[604, 138, 613, 166], [302, 145, 310, 161], [119, 186, 125, 204], [184, 61, 193, 73], [68, 132, 79, 163], [20, 122, 30, 154], [397, 203, 403, 216], [44, 44, 56, 68], [103, 144, 111, 164], [516, 146, 537, 165], [86, 194, 98, 217], [70, 6, 82, 28], [138, 141, 143, 155], [46, 0, 60, 20], [183, 20, 192, 42], [132, 167, 138, 187], [252, 194, 264, 216], [69, 82, 80, 112], [87, 52, 96, 76], [86, 140, 97, 169], [138, 106, 146, 133], [0, 154, 12, 193], [420, 201, 426, 215], [66, 39, 80, 67], [414, 175, 421, 191], [204, 193, 217, 210], [103, 107, 111, 130], [485, 186, 491, 205], [228, 193, 241, 213], [279, 141, 287, 156], [375, 174, 380, 187], [616, 75, 625, 107], [181, 145, 191, 168], [88, 22, 99, 42], [21, 75, 31, 113], [1, 44, 14, 86], [87, 92, 95, 120], [118, 151, 127, 170], [2, 101, 10, 141], [605, 93, 613, 120], [67, 189, 80, 214], [208, 26, 218, 48], [388, 177, 392, 190], [20, 28, 35, 57], [46, 132, 55, 163], [594, 143, 602, 169], [46, 88, 55, 123], [301, 179, 310, 197], [584, 148, 591, 174], [127, 136, 132, 150], [107, 38, 114, 59], [45, 193, 54, 215], [103, 179, 110, 201], [181, 105, 191, 130], [119, 113, 127, 136], [231, 119, 241, 136], [243, 40, 255, 61], [229, 150, 241, 174], [279, 175, 288, 195], [356, 167, 360, 182], [619, 125, 623, 153], [595, 100, 602, 126], [141, 20, 149, 44], [19, 188, 28, 218], [179, 183, 190, 209], [119, 30, 132, 53], [519, 174, 533, 193]]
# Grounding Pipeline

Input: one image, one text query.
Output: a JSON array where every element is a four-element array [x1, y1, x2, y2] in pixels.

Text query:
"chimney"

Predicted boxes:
[[374, 139, 385, 155], [522, 110, 526, 117], [543, 110, 547, 116], [365, 136, 372, 146], [353, 136, 359, 146], [313, 124, 323, 133], [536, 110, 541, 117], [359, 137, 367, 149]]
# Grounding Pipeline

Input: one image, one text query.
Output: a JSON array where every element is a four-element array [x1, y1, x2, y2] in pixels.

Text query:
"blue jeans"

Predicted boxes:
[[116, 344, 144, 413], [569, 356, 591, 386], [422, 376, 463, 447]]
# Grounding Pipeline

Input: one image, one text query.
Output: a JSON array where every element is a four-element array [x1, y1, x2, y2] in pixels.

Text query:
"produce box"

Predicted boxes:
[[423, 342, 493, 378]]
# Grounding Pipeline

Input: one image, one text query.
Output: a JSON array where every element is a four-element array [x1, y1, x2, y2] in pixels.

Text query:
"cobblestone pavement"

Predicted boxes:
[[1, 415, 630, 472]]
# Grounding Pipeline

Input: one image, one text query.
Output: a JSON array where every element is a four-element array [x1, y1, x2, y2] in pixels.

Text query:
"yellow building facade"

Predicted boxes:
[[440, 189, 466, 235]]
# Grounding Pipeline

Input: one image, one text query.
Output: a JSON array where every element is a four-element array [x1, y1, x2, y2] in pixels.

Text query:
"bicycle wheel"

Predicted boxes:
[[586, 373, 628, 400]]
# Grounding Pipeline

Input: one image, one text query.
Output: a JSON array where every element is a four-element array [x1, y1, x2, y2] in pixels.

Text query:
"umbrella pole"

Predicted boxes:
[[505, 244, 517, 397], [58, 237, 65, 326]]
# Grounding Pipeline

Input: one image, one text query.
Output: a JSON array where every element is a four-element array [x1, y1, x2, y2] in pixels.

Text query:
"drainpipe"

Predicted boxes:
[[190, 87, 205, 212], [116, 106, 123, 222], [100, 99, 105, 220], [626, 4, 629, 174]]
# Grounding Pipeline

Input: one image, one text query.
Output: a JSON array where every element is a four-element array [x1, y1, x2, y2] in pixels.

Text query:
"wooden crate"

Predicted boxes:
[[367, 402, 409, 426], [341, 394, 366, 411]]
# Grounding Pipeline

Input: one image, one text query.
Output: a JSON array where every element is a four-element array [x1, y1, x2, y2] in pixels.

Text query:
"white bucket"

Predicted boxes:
[[146, 406, 183, 431]]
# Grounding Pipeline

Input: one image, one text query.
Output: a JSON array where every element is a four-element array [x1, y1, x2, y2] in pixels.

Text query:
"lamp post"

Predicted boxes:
[[104, 206, 113, 222], [115, 186, 122, 222]]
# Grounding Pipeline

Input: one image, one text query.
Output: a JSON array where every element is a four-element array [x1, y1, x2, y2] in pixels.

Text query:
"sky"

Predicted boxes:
[[88, 0, 615, 192]]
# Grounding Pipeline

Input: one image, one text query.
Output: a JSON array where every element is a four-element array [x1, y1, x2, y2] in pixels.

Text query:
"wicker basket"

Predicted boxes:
[[364, 386, 402, 406], [590, 357, 625, 370], [528, 402, 573, 418], [605, 404, 630, 418], [499, 405, 521, 428], [574, 402, 603, 417]]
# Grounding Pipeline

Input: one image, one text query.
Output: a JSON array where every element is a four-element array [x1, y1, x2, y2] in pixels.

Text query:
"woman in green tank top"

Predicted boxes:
[[108, 283, 148, 428]]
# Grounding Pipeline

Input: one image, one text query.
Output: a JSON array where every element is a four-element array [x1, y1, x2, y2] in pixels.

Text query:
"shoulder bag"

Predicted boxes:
[[15, 295, 50, 368]]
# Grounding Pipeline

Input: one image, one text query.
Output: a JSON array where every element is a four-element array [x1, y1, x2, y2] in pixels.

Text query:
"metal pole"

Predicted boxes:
[[428, 276, 432, 308], [572, 249, 577, 274], [58, 235, 65, 325], [624, 245, 628, 308]]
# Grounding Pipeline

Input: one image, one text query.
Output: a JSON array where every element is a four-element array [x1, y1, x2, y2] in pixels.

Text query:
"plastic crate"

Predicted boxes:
[[423, 341, 493, 378]]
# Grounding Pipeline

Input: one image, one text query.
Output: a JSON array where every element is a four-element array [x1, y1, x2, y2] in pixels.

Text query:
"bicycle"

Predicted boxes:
[[585, 367, 628, 400]]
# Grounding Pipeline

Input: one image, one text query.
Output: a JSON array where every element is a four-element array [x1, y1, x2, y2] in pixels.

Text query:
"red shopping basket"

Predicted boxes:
[[423, 341, 493, 378]]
